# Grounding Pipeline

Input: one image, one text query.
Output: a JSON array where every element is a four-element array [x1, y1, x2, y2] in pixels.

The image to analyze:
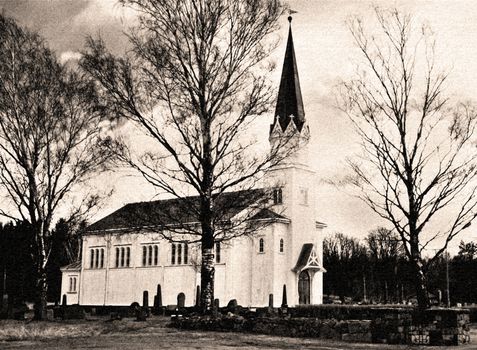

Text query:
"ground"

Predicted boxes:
[[0, 317, 476, 350]]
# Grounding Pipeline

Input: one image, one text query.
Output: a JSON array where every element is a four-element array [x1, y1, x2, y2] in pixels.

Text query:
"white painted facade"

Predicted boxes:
[[61, 19, 326, 308]]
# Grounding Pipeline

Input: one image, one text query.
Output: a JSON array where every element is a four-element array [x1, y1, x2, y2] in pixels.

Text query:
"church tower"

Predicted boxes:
[[268, 16, 325, 305], [269, 16, 310, 167]]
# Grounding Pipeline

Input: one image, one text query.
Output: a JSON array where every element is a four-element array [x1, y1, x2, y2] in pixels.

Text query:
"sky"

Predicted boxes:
[[1, 0, 477, 253]]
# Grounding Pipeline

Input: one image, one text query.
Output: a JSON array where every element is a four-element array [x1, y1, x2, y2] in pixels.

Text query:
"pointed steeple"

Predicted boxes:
[[273, 16, 305, 132]]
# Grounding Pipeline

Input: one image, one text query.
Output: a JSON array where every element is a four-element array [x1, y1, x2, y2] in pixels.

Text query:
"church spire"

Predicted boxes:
[[273, 16, 305, 132]]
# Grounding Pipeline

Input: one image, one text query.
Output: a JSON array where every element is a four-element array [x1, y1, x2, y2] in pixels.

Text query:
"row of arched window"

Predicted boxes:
[[171, 243, 188, 265], [89, 248, 104, 269], [115, 246, 131, 267], [142, 244, 159, 266], [258, 238, 284, 253]]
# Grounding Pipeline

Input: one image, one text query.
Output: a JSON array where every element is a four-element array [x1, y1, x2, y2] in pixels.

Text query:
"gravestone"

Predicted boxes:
[[281, 284, 288, 307], [226, 299, 238, 313], [212, 298, 220, 316], [155, 284, 162, 307], [143, 291, 149, 308], [177, 292, 185, 308], [195, 286, 200, 307], [268, 294, 274, 314]]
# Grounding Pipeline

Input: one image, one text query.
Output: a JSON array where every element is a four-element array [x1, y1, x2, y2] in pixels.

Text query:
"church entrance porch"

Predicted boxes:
[[293, 243, 326, 305], [298, 270, 310, 304]]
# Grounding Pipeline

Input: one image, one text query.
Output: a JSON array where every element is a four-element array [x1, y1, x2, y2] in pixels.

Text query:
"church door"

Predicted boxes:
[[298, 270, 310, 304]]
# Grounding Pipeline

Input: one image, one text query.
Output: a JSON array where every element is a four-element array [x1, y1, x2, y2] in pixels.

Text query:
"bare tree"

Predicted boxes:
[[339, 7, 477, 309], [80, 0, 299, 312], [0, 15, 110, 319]]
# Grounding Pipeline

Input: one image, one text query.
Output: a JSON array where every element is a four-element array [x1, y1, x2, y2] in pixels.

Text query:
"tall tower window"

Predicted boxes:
[[259, 238, 265, 253], [300, 187, 308, 205], [215, 242, 221, 263], [273, 188, 283, 204], [279, 238, 284, 253]]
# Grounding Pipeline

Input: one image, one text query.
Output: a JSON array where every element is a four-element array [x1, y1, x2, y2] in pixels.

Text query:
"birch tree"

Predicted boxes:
[[0, 15, 110, 319], [339, 7, 477, 309], [80, 0, 296, 312]]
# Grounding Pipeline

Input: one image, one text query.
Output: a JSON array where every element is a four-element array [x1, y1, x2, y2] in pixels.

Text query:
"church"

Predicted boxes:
[[61, 18, 326, 308]]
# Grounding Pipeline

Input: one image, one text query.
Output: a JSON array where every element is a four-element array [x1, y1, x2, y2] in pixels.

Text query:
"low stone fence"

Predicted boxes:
[[170, 307, 471, 346], [172, 314, 373, 342]]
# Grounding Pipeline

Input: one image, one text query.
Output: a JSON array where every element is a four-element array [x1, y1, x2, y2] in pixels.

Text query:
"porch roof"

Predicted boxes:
[[292, 243, 326, 273]]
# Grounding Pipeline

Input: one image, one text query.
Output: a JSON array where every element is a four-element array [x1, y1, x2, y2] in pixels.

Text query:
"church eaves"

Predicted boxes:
[[273, 16, 305, 133]]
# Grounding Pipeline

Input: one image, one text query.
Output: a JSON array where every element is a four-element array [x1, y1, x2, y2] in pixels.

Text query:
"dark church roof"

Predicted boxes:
[[86, 189, 287, 234], [60, 261, 81, 271], [273, 17, 305, 133]]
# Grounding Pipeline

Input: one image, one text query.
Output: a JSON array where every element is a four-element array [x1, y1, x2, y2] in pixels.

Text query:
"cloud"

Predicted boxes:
[[59, 50, 82, 64]]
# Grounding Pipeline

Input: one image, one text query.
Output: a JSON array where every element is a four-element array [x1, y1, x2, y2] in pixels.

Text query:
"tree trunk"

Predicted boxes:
[[34, 267, 48, 320], [33, 223, 48, 320], [200, 243, 215, 313], [412, 258, 429, 310]]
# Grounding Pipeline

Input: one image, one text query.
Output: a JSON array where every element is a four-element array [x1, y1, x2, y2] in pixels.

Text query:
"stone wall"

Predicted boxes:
[[170, 307, 471, 346], [171, 314, 372, 343]]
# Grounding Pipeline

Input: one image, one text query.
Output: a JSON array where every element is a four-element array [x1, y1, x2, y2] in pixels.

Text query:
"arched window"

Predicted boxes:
[[126, 247, 131, 267], [154, 245, 159, 265], [116, 247, 120, 267], [120, 247, 125, 267], [215, 242, 221, 263], [259, 238, 264, 253], [279, 239, 284, 253], [90, 249, 94, 269], [148, 245, 153, 266], [73, 277, 76, 292], [178, 244, 182, 264], [273, 188, 283, 204], [100, 249, 104, 268], [184, 244, 188, 264], [95, 249, 100, 268], [69, 278, 73, 292], [171, 244, 176, 264], [142, 246, 147, 266]]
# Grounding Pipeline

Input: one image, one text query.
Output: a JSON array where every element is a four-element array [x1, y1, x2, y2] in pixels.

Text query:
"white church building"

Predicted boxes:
[[61, 19, 326, 308]]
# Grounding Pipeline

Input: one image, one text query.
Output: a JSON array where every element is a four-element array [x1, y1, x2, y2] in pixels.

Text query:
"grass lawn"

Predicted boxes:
[[0, 316, 476, 350]]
